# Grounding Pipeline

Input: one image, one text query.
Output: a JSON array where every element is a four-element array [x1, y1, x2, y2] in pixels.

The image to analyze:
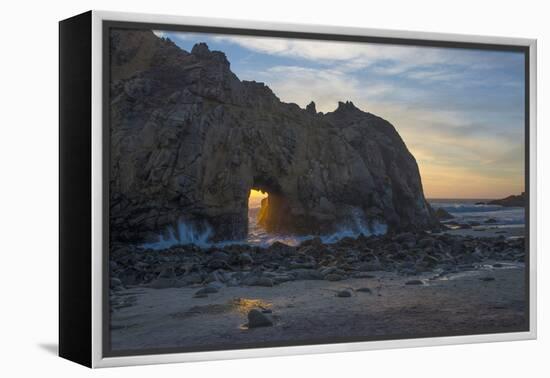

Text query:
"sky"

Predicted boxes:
[[154, 30, 526, 199], [248, 189, 268, 209]]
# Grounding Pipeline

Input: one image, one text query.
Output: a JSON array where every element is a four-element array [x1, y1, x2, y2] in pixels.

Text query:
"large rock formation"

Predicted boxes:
[[109, 29, 439, 243], [487, 192, 526, 207]]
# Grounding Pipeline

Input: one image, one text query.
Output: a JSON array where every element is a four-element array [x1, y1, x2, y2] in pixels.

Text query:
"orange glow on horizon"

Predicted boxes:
[[248, 189, 268, 208], [416, 162, 525, 200]]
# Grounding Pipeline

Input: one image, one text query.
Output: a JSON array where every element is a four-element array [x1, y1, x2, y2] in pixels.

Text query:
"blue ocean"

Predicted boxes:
[[428, 199, 525, 227]]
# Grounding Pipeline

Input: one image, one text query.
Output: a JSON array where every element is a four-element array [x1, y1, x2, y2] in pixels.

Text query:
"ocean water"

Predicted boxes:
[[246, 207, 387, 247], [428, 199, 525, 227], [141, 199, 524, 250], [142, 205, 387, 250]]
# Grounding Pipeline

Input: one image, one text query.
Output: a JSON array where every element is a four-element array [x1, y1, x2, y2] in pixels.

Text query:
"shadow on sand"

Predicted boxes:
[[38, 343, 58, 356]]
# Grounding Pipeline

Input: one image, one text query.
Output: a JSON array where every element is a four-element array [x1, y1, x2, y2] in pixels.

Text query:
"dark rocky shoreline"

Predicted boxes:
[[110, 232, 525, 295]]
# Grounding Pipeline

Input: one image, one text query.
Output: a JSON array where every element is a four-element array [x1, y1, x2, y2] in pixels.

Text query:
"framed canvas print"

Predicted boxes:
[[59, 10, 537, 368]]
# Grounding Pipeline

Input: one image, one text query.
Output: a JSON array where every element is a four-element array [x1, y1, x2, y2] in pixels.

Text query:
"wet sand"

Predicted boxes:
[[110, 262, 527, 352]]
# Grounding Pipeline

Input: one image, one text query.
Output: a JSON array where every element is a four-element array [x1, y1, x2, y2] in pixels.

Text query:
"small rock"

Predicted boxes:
[[204, 270, 225, 284], [289, 261, 315, 269], [356, 287, 372, 294], [210, 251, 229, 261], [418, 238, 435, 248], [492, 263, 503, 268], [149, 278, 175, 289], [207, 280, 225, 290], [202, 286, 219, 293], [336, 290, 352, 298], [158, 267, 176, 278], [357, 261, 382, 272], [194, 286, 218, 297], [325, 273, 344, 281], [405, 279, 424, 286], [319, 266, 337, 276], [238, 252, 254, 265], [352, 272, 375, 279], [207, 259, 230, 270], [181, 272, 203, 285], [290, 269, 323, 280], [273, 275, 294, 284], [110, 277, 123, 288], [385, 242, 401, 253], [226, 278, 239, 286], [479, 277, 495, 282], [247, 309, 274, 328]]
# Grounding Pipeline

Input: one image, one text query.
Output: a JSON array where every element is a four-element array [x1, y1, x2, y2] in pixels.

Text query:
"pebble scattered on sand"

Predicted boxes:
[[479, 277, 496, 282], [356, 287, 372, 294], [336, 290, 352, 298], [109, 232, 525, 298]]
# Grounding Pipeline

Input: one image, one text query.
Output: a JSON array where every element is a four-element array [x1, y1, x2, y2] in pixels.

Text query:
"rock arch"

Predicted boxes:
[[108, 30, 439, 244]]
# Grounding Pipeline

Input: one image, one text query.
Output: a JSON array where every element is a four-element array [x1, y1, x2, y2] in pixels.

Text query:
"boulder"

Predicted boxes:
[[247, 309, 274, 328], [336, 290, 352, 297]]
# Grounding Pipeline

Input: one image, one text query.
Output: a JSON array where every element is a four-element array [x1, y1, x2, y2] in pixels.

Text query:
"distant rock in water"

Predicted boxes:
[[487, 192, 526, 207], [108, 29, 439, 243], [435, 207, 454, 220]]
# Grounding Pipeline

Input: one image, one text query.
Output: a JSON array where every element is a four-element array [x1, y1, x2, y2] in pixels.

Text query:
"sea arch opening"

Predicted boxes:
[[246, 178, 293, 244]]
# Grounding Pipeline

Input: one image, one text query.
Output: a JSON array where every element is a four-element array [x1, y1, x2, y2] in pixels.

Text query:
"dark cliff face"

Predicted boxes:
[[108, 29, 439, 243]]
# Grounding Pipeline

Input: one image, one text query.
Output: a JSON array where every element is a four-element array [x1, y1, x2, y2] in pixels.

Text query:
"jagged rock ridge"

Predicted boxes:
[[109, 29, 439, 243]]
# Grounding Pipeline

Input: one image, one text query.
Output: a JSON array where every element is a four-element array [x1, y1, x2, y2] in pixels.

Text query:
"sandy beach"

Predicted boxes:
[[110, 258, 526, 352], [108, 224, 527, 353]]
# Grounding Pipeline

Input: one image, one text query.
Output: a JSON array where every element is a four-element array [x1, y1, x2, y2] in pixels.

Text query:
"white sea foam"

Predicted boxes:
[[141, 220, 214, 250], [141, 206, 387, 250], [429, 200, 525, 226]]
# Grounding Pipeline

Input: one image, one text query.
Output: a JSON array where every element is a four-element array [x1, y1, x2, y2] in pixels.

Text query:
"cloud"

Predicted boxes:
[[254, 65, 524, 197], [211, 34, 504, 79], [253, 65, 423, 113], [156, 30, 526, 198], [252, 66, 362, 112], [212, 35, 446, 65]]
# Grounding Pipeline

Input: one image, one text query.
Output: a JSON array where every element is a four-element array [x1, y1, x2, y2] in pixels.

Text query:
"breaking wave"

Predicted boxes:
[[141, 207, 387, 250], [141, 220, 214, 250], [246, 207, 387, 247], [429, 200, 525, 226]]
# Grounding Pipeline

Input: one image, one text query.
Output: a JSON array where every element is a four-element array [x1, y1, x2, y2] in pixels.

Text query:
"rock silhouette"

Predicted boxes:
[[108, 29, 438, 243], [487, 192, 526, 207]]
